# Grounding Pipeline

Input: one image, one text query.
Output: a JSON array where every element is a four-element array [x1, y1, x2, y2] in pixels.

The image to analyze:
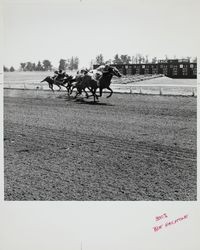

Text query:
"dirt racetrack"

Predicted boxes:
[[4, 90, 197, 200]]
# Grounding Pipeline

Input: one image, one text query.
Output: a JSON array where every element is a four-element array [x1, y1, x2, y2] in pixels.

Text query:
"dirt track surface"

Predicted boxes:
[[4, 91, 197, 200]]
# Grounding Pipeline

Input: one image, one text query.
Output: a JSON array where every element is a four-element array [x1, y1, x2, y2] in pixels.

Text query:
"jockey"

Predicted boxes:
[[103, 62, 110, 73], [80, 68, 89, 75], [53, 70, 58, 79], [92, 62, 110, 81], [95, 64, 105, 74], [53, 69, 66, 83], [96, 62, 110, 74]]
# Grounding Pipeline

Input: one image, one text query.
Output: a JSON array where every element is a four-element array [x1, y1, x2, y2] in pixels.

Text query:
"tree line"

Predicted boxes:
[[58, 57, 79, 71], [3, 66, 15, 72], [3, 57, 79, 72], [92, 54, 197, 66], [4, 54, 197, 72]]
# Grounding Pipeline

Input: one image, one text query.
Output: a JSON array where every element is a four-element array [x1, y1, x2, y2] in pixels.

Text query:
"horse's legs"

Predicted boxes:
[[65, 86, 69, 93], [84, 87, 98, 101], [49, 83, 54, 92], [74, 88, 82, 99], [94, 88, 98, 101], [87, 87, 96, 102], [73, 90, 78, 99], [67, 84, 72, 96], [70, 86, 76, 95], [83, 88, 89, 98], [106, 87, 113, 98], [70, 87, 74, 95], [90, 87, 98, 100], [90, 88, 98, 102], [69, 86, 73, 95], [65, 86, 70, 96], [98, 88, 103, 97]]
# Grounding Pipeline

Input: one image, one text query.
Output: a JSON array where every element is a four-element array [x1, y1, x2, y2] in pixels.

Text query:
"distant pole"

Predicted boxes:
[[192, 89, 195, 97], [36, 86, 39, 98]]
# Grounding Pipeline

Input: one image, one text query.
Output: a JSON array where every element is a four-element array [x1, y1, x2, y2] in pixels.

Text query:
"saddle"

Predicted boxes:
[[54, 78, 65, 85]]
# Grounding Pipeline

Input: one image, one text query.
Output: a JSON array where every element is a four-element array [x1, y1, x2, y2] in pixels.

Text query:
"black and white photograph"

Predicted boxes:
[[1, 1, 200, 250], [3, 0, 197, 202]]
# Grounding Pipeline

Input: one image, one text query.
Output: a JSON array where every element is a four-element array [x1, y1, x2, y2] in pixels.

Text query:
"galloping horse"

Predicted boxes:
[[41, 75, 74, 93], [73, 74, 99, 102], [68, 70, 98, 101], [75, 65, 122, 101], [97, 66, 122, 98], [41, 66, 122, 101]]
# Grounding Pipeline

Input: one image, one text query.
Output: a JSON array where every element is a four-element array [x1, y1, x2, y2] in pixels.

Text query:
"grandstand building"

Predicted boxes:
[[94, 59, 197, 79]]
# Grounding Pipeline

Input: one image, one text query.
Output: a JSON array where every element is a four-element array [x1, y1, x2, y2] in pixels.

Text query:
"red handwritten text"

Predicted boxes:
[[153, 214, 188, 233], [165, 214, 188, 227], [155, 213, 168, 221], [153, 224, 163, 232]]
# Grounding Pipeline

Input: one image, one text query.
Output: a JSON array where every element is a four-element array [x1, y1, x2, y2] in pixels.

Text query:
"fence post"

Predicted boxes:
[[160, 88, 162, 95], [192, 89, 195, 97], [36, 86, 39, 98]]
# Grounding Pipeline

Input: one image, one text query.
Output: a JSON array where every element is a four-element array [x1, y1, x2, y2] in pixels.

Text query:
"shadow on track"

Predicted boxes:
[[74, 98, 114, 106], [56, 94, 114, 106]]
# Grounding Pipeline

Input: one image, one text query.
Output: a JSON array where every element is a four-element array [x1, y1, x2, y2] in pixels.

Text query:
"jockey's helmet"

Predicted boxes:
[[104, 64, 110, 70]]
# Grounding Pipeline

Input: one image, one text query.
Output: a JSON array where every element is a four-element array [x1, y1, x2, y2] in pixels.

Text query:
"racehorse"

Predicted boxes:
[[41, 66, 122, 101], [97, 66, 122, 98], [74, 65, 122, 101], [73, 74, 99, 102], [68, 70, 98, 101], [41, 75, 73, 93]]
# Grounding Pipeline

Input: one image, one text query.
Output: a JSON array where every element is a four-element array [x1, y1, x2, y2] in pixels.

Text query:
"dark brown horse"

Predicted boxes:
[[67, 70, 98, 100], [75, 66, 122, 101], [98, 66, 122, 97], [73, 74, 99, 101], [41, 75, 74, 94]]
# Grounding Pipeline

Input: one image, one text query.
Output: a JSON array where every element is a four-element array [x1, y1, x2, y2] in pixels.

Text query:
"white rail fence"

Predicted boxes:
[[4, 74, 197, 97]]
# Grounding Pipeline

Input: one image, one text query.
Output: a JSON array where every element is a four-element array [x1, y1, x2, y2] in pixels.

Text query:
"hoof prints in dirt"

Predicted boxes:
[[4, 122, 196, 201], [4, 94, 197, 200]]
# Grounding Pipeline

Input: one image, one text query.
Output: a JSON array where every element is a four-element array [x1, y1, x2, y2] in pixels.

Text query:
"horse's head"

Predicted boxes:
[[109, 66, 122, 78]]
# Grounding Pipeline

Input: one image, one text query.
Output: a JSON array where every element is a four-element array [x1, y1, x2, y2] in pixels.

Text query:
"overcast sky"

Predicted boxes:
[[3, 0, 199, 69]]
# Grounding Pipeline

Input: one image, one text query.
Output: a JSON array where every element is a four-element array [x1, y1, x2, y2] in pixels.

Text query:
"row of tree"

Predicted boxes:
[[93, 54, 197, 65], [3, 66, 15, 72], [58, 57, 79, 71], [20, 61, 50, 71], [3, 57, 79, 72], [4, 60, 52, 72], [4, 55, 197, 72]]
